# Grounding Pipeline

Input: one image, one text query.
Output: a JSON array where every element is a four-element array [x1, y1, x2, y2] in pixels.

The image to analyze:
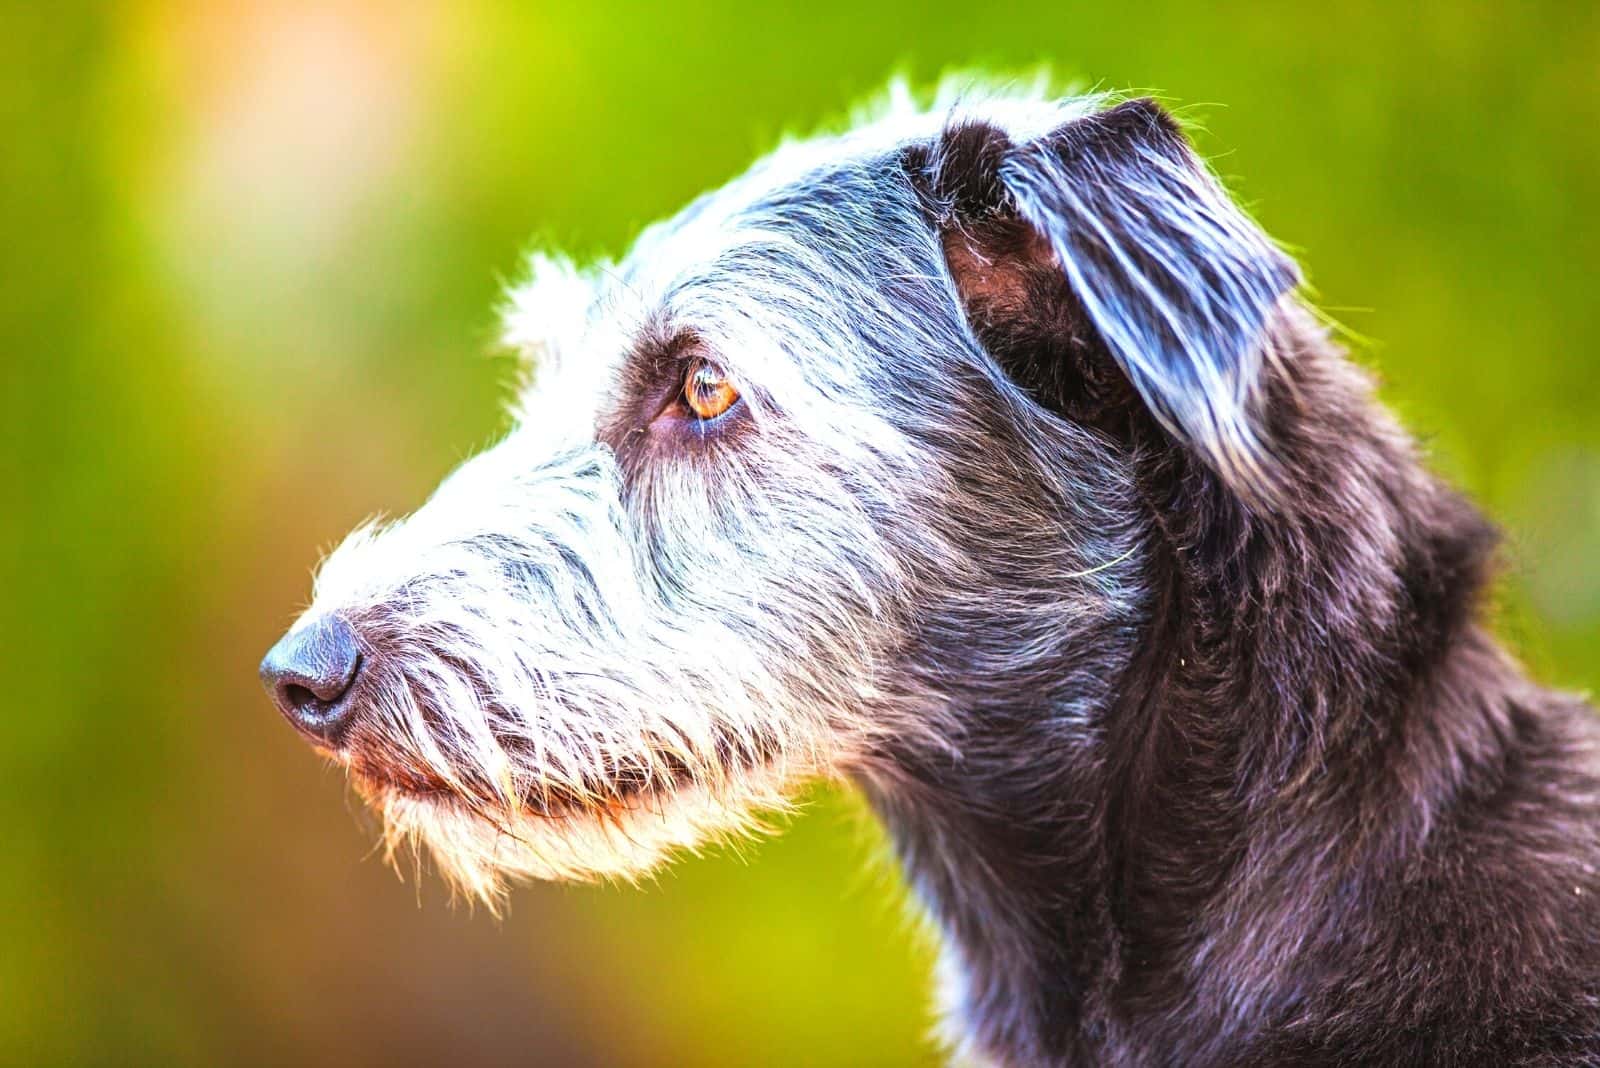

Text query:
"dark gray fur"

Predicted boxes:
[[266, 91, 1600, 1066]]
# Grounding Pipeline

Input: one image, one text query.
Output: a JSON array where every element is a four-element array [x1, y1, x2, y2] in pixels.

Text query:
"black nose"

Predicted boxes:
[[259, 615, 363, 744]]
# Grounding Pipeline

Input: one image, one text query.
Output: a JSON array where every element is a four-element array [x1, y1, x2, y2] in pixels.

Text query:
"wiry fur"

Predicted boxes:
[[270, 77, 1600, 1065]]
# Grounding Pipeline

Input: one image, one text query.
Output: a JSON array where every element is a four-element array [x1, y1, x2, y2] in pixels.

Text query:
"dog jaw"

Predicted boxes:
[[363, 761, 808, 905]]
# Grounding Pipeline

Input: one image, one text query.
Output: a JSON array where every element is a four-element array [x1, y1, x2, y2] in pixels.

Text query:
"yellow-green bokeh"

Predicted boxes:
[[2, 3, 1597, 1065]]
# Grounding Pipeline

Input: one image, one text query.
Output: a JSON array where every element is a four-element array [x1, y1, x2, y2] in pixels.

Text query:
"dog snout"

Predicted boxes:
[[259, 614, 363, 744]]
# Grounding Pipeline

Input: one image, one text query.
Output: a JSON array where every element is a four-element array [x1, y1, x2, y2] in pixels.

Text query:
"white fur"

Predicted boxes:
[[298, 75, 1144, 903]]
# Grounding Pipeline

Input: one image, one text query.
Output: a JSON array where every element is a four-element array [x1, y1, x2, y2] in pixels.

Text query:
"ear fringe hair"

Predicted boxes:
[[1003, 99, 1300, 498]]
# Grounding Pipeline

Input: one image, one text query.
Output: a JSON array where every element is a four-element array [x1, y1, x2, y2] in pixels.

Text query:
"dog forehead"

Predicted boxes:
[[504, 81, 1101, 432], [619, 84, 1099, 294]]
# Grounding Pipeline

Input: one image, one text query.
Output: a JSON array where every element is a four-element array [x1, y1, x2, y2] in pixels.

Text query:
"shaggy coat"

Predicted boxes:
[[263, 86, 1600, 1066], [885, 103, 1600, 1066]]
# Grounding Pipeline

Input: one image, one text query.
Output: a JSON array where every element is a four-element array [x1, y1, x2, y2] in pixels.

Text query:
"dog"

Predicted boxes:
[[260, 80, 1600, 1065]]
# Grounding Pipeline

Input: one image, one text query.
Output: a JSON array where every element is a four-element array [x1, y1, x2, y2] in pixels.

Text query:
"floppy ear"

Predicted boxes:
[[907, 98, 1300, 495]]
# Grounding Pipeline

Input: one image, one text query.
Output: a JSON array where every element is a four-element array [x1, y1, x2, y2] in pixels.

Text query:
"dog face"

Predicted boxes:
[[261, 81, 1295, 901]]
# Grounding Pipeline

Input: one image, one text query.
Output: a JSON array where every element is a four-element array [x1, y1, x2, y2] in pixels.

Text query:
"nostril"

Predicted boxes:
[[259, 614, 364, 744], [279, 682, 318, 711]]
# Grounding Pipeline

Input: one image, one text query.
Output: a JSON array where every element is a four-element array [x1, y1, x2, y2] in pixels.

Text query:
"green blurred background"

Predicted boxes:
[[2, 2, 1596, 1065]]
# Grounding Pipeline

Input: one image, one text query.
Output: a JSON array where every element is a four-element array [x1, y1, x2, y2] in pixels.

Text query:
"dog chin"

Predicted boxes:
[[359, 766, 800, 905]]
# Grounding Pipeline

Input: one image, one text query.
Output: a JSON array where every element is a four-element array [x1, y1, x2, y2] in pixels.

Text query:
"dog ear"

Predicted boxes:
[[907, 98, 1300, 495]]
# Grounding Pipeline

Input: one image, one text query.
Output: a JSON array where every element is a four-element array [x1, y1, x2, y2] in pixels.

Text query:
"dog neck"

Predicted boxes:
[[858, 305, 1508, 1065]]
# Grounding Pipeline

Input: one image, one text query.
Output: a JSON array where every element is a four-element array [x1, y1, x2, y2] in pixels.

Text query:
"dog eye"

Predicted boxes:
[[683, 359, 739, 420]]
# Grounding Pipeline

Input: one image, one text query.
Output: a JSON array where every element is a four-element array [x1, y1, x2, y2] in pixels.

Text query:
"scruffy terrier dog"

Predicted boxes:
[[261, 81, 1600, 1065]]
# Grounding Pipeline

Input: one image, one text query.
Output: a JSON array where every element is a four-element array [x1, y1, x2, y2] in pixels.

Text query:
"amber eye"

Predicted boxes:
[[683, 359, 739, 421]]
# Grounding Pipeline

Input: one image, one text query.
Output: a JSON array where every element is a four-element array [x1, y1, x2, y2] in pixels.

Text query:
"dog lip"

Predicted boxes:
[[361, 770, 607, 821], [351, 744, 707, 822], [334, 666, 779, 819]]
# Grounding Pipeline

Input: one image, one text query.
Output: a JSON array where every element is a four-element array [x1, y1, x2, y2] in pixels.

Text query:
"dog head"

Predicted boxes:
[[260, 81, 1297, 901]]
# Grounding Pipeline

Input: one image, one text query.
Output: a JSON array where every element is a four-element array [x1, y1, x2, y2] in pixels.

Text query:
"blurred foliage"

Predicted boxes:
[[1, 2, 1596, 1065]]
